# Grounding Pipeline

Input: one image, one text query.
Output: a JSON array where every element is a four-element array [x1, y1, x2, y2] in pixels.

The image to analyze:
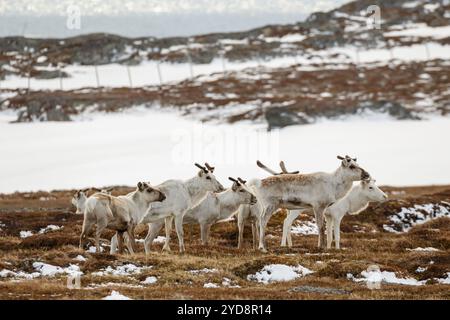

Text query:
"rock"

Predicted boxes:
[[265, 106, 311, 130], [289, 285, 351, 295]]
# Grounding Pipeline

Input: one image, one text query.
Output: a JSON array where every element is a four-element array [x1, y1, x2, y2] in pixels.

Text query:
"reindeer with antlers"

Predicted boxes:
[[236, 160, 299, 249], [252, 155, 370, 251], [182, 177, 257, 245], [138, 163, 225, 253]]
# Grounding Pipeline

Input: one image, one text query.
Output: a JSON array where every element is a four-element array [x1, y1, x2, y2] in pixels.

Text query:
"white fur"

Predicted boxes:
[[183, 181, 256, 245], [80, 183, 165, 254], [138, 168, 224, 253], [254, 157, 370, 251]]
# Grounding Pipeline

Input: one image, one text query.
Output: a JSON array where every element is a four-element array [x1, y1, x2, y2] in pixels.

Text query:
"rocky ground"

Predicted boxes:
[[0, 185, 449, 299]]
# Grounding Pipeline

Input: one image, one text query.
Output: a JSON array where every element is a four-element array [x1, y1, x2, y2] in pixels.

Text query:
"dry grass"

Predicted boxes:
[[0, 186, 449, 300]]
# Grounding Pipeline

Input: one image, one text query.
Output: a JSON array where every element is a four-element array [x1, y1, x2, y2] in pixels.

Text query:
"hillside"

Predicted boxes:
[[1, 0, 449, 127]]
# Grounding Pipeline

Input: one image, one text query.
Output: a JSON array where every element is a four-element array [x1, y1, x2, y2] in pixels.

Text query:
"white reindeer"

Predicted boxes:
[[253, 155, 371, 251], [183, 177, 257, 245], [139, 163, 225, 253], [72, 188, 134, 254], [281, 179, 388, 248], [71, 187, 113, 214], [80, 182, 165, 254], [237, 161, 298, 249], [324, 179, 387, 249]]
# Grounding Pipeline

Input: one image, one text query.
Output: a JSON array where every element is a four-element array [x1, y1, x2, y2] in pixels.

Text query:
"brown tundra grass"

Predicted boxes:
[[0, 185, 449, 300]]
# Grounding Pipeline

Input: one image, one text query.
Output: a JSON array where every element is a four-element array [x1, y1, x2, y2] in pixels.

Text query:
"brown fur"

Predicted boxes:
[[261, 174, 313, 187]]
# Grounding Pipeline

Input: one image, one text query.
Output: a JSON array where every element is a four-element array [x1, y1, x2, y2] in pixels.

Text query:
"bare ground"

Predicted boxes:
[[0, 185, 449, 300]]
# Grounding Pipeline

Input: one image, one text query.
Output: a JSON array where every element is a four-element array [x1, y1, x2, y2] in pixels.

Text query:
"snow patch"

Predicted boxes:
[[92, 264, 151, 276], [102, 290, 132, 300], [142, 276, 158, 284], [384, 203, 450, 233], [247, 264, 313, 284], [291, 220, 318, 235], [189, 268, 218, 274], [349, 270, 424, 286], [19, 230, 33, 238], [407, 247, 441, 252], [38, 225, 62, 234]]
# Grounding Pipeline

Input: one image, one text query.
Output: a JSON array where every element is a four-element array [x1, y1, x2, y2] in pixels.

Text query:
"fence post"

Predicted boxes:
[[27, 62, 31, 93], [425, 43, 430, 60], [186, 39, 194, 79], [94, 65, 100, 88], [355, 47, 360, 64], [59, 66, 63, 90], [156, 61, 163, 85], [127, 65, 133, 87]]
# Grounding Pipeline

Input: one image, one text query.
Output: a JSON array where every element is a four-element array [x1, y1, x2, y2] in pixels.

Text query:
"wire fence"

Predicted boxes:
[[4, 42, 436, 92]]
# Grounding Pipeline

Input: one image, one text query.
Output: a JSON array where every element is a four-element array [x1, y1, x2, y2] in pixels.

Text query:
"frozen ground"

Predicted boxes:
[[0, 107, 449, 193]]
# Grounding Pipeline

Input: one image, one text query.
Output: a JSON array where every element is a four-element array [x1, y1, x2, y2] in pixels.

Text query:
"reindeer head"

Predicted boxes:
[[229, 177, 257, 205], [337, 155, 370, 181], [71, 189, 89, 214], [195, 163, 225, 192], [137, 182, 166, 202], [360, 179, 388, 202]]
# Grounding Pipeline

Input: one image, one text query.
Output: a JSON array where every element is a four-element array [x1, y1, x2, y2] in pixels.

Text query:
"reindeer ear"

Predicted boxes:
[[137, 182, 144, 191], [231, 182, 239, 192]]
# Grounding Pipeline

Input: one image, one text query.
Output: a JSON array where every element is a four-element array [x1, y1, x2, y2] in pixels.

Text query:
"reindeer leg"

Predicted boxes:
[[117, 231, 125, 254], [174, 213, 185, 253], [282, 210, 300, 247], [325, 215, 333, 249], [110, 233, 118, 254], [258, 205, 275, 252], [237, 209, 245, 249], [313, 205, 327, 248], [126, 225, 136, 254], [144, 221, 164, 255], [335, 217, 342, 250], [162, 216, 173, 252]]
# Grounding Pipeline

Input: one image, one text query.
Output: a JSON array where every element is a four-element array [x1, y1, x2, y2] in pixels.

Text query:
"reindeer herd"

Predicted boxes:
[[71, 156, 388, 255]]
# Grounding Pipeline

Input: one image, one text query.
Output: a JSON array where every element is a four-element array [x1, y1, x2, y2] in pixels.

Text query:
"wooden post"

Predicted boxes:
[[127, 65, 133, 88], [94, 65, 100, 88]]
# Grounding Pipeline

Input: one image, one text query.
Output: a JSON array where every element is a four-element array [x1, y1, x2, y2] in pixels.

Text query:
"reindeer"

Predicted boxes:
[[252, 155, 370, 251], [237, 161, 298, 249], [138, 163, 225, 253], [324, 179, 387, 249], [71, 187, 114, 214], [281, 179, 388, 248], [80, 182, 165, 254], [72, 188, 134, 253], [182, 177, 257, 245]]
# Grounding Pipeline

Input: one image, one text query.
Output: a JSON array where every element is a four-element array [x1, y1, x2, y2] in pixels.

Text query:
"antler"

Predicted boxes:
[[237, 177, 247, 184], [195, 163, 208, 173], [204, 162, 215, 172], [256, 160, 279, 175], [228, 177, 239, 183], [279, 161, 299, 174]]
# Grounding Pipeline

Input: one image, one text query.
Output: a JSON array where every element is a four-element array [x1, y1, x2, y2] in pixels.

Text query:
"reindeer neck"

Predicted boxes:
[[217, 189, 240, 220], [184, 176, 207, 201], [345, 186, 370, 215], [332, 166, 354, 199], [126, 190, 147, 211]]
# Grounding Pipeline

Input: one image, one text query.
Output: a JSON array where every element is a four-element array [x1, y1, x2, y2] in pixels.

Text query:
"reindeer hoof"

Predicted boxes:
[[162, 246, 171, 252], [258, 247, 268, 253]]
